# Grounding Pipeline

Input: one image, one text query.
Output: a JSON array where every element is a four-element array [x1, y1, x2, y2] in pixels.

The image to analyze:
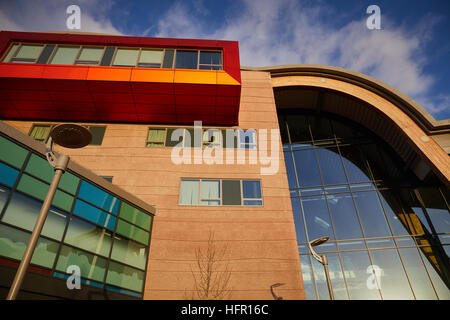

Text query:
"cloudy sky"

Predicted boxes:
[[1, 0, 449, 120]]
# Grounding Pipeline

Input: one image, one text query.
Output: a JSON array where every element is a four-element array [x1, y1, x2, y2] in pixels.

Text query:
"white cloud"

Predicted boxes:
[[152, 0, 447, 118]]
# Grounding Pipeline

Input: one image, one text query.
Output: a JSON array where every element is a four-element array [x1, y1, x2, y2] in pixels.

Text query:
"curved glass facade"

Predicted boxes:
[[279, 111, 450, 300]]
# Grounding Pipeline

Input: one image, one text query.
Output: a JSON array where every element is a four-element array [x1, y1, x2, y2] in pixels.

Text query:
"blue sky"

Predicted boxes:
[[0, 0, 449, 120]]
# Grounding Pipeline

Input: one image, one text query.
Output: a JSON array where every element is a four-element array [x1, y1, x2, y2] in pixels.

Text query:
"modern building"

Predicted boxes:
[[0, 30, 448, 300]]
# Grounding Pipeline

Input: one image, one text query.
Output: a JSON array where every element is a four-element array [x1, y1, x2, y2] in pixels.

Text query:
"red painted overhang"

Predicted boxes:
[[0, 31, 241, 125]]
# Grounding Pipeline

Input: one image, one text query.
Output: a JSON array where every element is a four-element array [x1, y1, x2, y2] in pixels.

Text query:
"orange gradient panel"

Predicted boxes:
[[131, 68, 175, 83], [174, 69, 217, 85], [87, 66, 132, 81]]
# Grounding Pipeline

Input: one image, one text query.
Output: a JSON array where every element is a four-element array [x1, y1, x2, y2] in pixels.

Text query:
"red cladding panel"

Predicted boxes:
[[0, 31, 241, 125]]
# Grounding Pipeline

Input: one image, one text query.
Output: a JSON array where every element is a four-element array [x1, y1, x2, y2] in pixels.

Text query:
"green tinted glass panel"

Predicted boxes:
[[2, 192, 68, 241], [25, 154, 80, 194], [17, 174, 74, 211], [64, 216, 113, 257], [116, 220, 149, 245], [16, 44, 43, 59], [111, 236, 147, 270], [0, 136, 28, 168], [2, 44, 19, 62], [113, 49, 139, 66], [119, 202, 152, 230], [140, 50, 163, 64], [50, 46, 79, 65], [78, 47, 104, 61], [0, 224, 58, 268], [29, 125, 50, 141], [106, 261, 144, 292], [56, 245, 107, 282]]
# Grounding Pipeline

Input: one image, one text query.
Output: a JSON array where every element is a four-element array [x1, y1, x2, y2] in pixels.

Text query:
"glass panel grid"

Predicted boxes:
[[281, 111, 450, 300], [0, 135, 154, 298]]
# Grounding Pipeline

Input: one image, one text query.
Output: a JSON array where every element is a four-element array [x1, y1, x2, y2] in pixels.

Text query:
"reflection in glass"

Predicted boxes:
[[418, 247, 450, 299], [111, 236, 147, 270], [339, 145, 371, 182], [327, 193, 363, 240], [64, 216, 112, 257], [56, 245, 107, 282], [287, 114, 311, 143], [2, 192, 68, 241], [341, 251, 381, 300], [283, 151, 297, 189], [378, 190, 410, 235], [0, 223, 58, 268], [311, 252, 348, 300], [315, 147, 347, 185], [301, 196, 333, 241], [78, 180, 119, 214], [291, 197, 307, 243], [300, 255, 316, 300], [293, 149, 322, 187], [106, 261, 144, 292], [417, 187, 450, 234], [0, 185, 10, 213], [369, 249, 414, 299], [398, 247, 437, 299], [353, 191, 391, 238], [366, 238, 395, 249]]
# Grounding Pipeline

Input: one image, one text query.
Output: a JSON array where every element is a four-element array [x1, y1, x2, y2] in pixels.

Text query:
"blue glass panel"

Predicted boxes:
[[301, 195, 334, 241], [0, 162, 19, 187], [53, 272, 103, 288], [175, 50, 198, 69], [104, 285, 142, 298], [299, 255, 316, 300], [291, 197, 307, 243], [353, 191, 392, 238], [327, 193, 363, 240], [242, 180, 261, 199], [283, 151, 297, 189], [78, 180, 119, 214], [315, 147, 347, 185], [293, 149, 322, 187], [243, 200, 263, 206], [73, 199, 116, 230]]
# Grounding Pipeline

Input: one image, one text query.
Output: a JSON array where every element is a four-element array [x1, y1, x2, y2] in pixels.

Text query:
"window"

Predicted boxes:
[[146, 128, 166, 147], [239, 129, 257, 149], [113, 48, 139, 67], [28, 124, 106, 146], [29, 124, 52, 142], [175, 50, 199, 69], [75, 47, 104, 65], [179, 178, 263, 206], [50, 46, 80, 65], [199, 51, 223, 70], [138, 49, 163, 68], [8, 44, 44, 63], [242, 180, 263, 205], [202, 129, 222, 148], [1, 42, 224, 70]]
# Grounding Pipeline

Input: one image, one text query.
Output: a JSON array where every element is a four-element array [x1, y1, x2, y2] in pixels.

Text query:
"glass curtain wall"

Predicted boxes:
[[279, 111, 450, 300], [0, 134, 154, 299]]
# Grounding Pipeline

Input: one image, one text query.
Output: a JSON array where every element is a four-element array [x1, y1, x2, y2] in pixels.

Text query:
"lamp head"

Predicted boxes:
[[49, 124, 92, 149], [310, 236, 329, 247]]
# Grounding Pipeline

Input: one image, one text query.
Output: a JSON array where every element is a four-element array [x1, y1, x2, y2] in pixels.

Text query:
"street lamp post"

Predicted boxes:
[[307, 236, 334, 300], [7, 124, 91, 300]]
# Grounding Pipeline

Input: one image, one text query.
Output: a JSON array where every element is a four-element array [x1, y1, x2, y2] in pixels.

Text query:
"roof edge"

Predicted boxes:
[[242, 64, 449, 133]]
